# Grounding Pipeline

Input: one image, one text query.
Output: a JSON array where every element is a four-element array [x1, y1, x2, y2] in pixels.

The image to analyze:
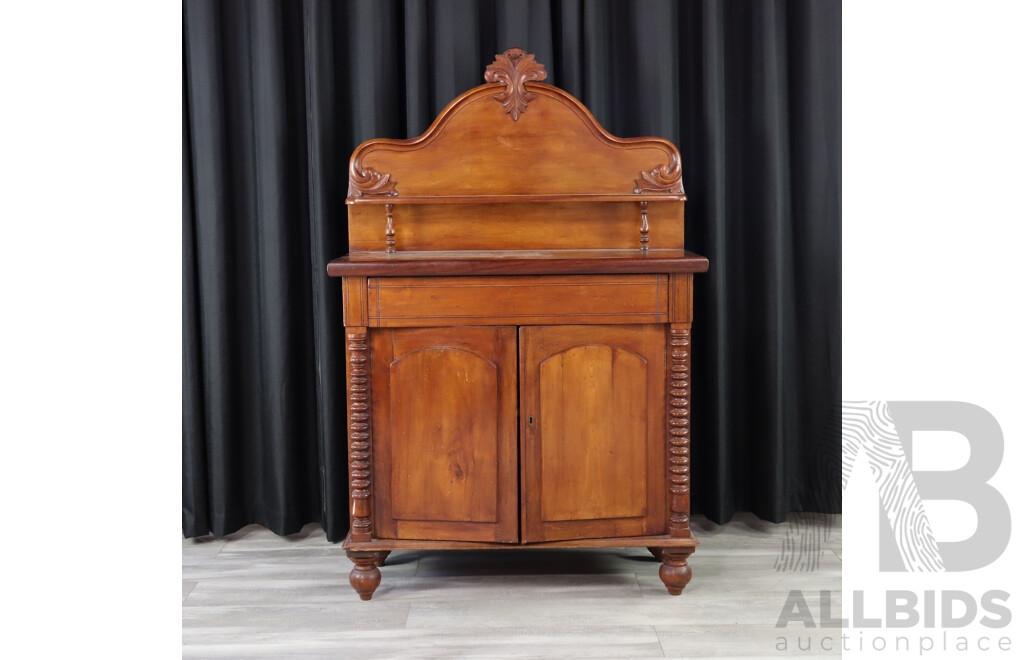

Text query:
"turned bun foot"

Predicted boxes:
[[659, 548, 694, 595], [647, 547, 665, 562], [347, 551, 383, 600], [374, 551, 391, 567]]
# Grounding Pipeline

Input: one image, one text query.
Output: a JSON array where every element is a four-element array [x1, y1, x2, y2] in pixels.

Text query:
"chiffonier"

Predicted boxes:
[[327, 49, 708, 600]]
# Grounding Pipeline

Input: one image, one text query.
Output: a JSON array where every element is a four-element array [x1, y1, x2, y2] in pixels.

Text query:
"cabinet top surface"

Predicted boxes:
[[327, 248, 709, 277]]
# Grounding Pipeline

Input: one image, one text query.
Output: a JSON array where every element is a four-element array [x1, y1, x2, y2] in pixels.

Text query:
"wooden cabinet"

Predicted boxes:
[[328, 49, 708, 600]]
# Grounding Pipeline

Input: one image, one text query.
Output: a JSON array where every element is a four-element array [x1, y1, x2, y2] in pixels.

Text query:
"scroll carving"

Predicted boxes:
[[348, 166, 398, 198], [635, 154, 684, 195], [484, 47, 548, 121], [668, 324, 692, 536], [347, 329, 373, 542]]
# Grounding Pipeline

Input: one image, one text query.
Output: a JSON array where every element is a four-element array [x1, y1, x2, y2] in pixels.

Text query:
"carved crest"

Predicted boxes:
[[348, 166, 398, 198], [634, 154, 684, 195], [484, 48, 547, 121]]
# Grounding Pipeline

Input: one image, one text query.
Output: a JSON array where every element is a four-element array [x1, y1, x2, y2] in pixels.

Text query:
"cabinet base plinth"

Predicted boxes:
[[342, 531, 698, 552], [342, 532, 697, 599]]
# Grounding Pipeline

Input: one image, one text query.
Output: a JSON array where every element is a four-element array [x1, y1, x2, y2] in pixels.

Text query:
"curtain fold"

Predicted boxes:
[[183, 0, 841, 541]]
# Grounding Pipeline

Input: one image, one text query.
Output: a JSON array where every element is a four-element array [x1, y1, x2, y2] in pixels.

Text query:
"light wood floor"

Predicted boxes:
[[183, 513, 841, 659]]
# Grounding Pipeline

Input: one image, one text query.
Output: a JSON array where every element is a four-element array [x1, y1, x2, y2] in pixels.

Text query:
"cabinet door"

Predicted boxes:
[[370, 327, 519, 542], [520, 325, 666, 542]]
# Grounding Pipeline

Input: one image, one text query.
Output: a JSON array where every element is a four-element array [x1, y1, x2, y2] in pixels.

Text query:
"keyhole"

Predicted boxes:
[[528, 416, 534, 425]]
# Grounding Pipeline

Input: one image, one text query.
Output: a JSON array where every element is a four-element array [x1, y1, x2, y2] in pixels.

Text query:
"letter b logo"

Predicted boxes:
[[842, 401, 1010, 571]]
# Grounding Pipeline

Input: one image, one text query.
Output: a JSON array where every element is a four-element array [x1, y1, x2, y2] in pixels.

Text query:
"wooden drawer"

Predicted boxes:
[[362, 274, 669, 327]]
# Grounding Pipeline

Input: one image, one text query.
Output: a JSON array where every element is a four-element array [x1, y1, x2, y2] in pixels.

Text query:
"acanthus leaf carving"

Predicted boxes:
[[484, 47, 547, 121], [348, 166, 398, 198], [634, 154, 685, 195]]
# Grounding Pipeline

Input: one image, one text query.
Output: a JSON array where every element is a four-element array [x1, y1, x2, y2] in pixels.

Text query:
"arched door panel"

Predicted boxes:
[[371, 327, 518, 542], [520, 325, 666, 542]]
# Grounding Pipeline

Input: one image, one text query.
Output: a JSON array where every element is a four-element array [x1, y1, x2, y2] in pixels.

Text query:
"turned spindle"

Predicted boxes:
[[668, 324, 692, 537], [346, 329, 373, 542], [639, 200, 649, 250], [384, 203, 396, 253]]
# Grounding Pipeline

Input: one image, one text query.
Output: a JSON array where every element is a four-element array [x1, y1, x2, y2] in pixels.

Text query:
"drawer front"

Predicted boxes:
[[365, 274, 669, 327]]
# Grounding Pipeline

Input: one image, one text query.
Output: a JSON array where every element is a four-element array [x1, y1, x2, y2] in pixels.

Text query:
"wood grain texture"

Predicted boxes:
[[669, 273, 693, 323], [519, 325, 666, 543], [342, 277, 368, 326], [365, 274, 668, 327], [346, 201, 684, 252], [537, 344, 648, 522], [389, 347, 500, 523], [370, 327, 518, 543], [328, 249, 709, 278], [346, 84, 682, 199]]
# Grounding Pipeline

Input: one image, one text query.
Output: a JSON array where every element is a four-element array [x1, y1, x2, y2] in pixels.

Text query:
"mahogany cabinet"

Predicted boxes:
[[327, 49, 708, 600]]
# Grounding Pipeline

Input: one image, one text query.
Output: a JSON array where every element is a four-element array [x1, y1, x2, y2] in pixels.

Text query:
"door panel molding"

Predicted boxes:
[[520, 324, 666, 542], [371, 326, 519, 542]]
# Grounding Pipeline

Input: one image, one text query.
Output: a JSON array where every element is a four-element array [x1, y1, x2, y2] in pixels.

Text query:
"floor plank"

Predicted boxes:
[[185, 625, 663, 659], [657, 623, 845, 658], [182, 513, 841, 658]]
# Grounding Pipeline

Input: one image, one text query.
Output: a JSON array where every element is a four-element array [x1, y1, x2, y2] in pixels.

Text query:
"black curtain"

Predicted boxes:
[[183, 0, 841, 541]]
